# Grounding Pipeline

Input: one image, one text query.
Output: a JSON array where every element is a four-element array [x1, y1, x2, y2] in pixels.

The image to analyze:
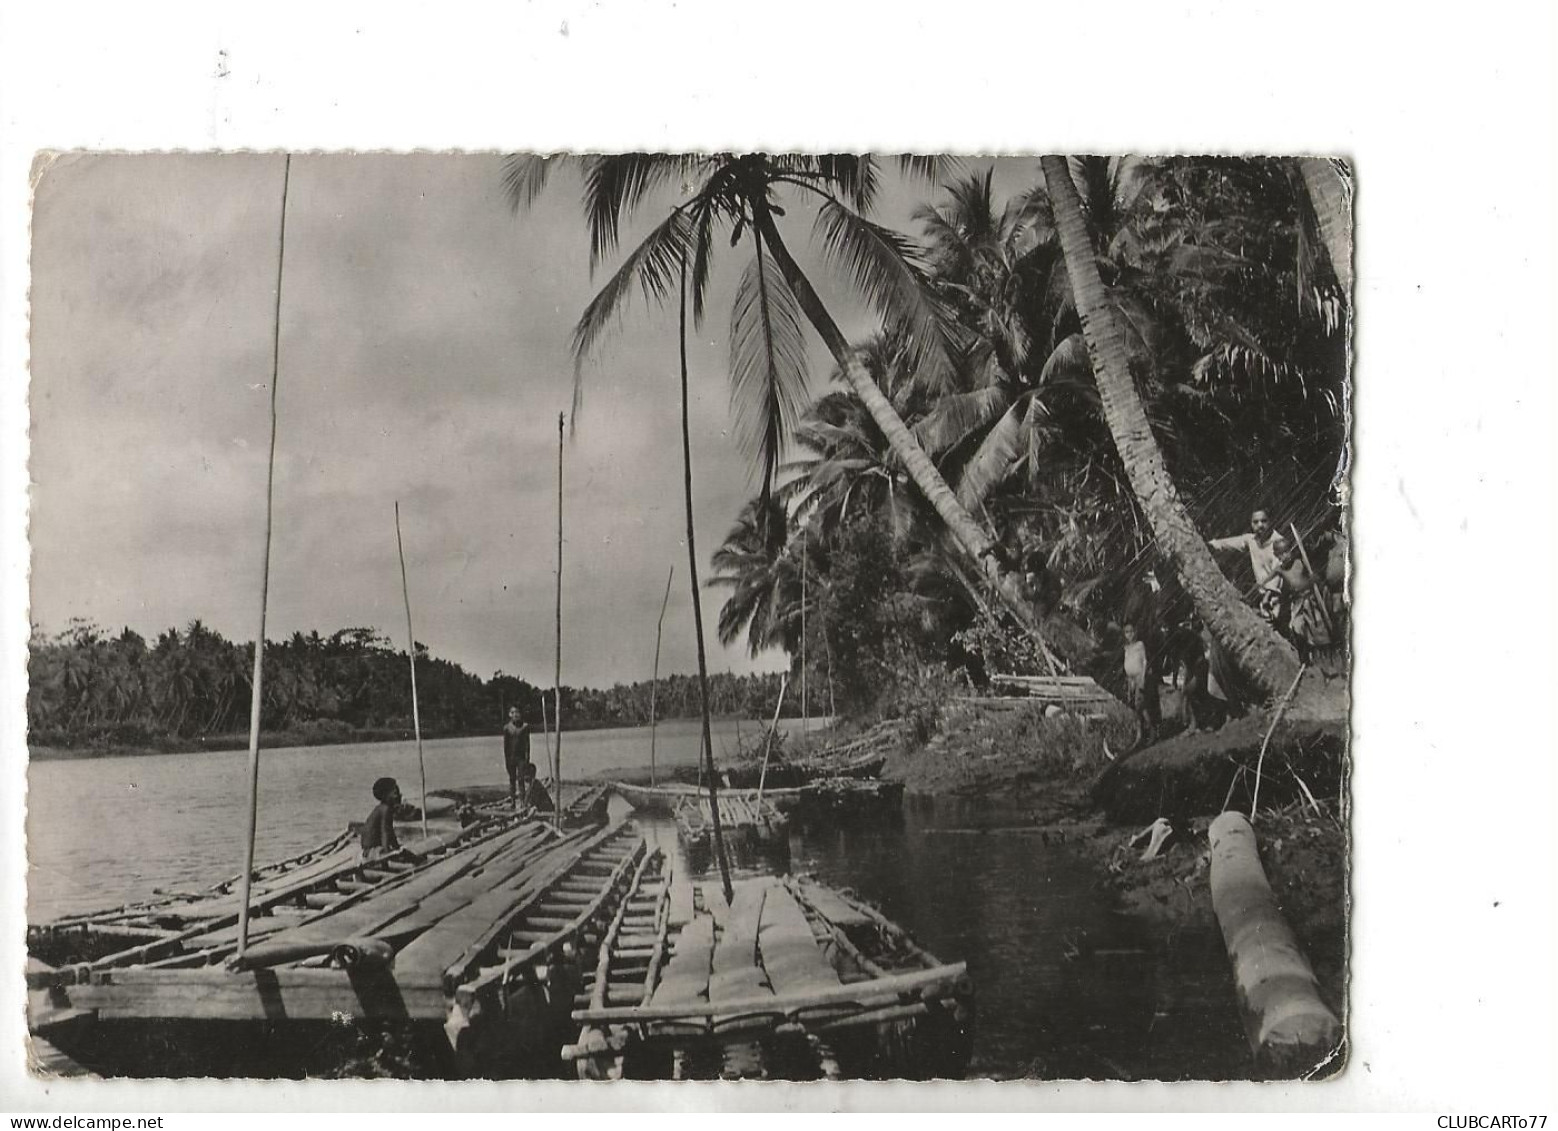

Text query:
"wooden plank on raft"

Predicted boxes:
[[666, 863, 694, 929], [93, 815, 551, 969], [648, 916, 714, 1007], [390, 828, 603, 975], [757, 883, 843, 997], [709, 882, 770, 1005], [235, 822, 555, 967], [70, 966, 447, 1022], [699, 883, 730, 927], [790, 880, 872, 930], [396, 823, 629, 985], [180, 814, 519, 923]]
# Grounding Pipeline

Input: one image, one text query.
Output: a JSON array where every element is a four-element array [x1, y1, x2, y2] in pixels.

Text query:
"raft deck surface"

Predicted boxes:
[[988, 672, 1118, 706], [608, 781, 803, 816], [35, 814, 649, 1027], [674, 793, 786, 847], [568, 874, 973, 1079]]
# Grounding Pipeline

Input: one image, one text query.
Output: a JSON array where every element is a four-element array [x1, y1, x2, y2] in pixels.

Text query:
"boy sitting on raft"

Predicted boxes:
[[361, 776, 403, 860], [516, 761, 538, 810]]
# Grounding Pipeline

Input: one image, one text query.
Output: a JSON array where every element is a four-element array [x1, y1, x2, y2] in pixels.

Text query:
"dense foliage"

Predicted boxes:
[[711, 157, 1350, 714], [27, 618, 795, 752]]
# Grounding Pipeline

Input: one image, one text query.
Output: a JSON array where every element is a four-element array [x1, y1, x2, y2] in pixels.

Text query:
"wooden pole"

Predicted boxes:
[[553, 411, 564, 831], [394, 501, 429, 840], [236, 152, 291, 962], [540, 692, 553, 796], [649, 565, 674, 787], [756, 673, 789, 807], [801, 534, 808, 738], [678, 253, 732, 903], [1249, 663, 1307, 820], [1288, 521, 1335, 634]]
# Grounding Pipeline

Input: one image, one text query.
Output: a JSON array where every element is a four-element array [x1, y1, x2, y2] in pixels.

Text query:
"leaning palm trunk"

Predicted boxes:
[[1040, 156, 1302, 701], [751, 207, 1091, 673]]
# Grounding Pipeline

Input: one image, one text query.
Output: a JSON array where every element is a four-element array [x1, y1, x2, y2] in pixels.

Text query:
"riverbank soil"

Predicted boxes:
[[841, 694, 1348, 1080]]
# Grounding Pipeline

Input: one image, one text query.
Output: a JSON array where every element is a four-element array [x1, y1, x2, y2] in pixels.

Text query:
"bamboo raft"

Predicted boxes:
[[426, 779, 610, 826], [27, 812, 655, 1077], [673, 793, 787, 850], [611, 780, 802, 816], [989, 672, 1118, 707], [566, 873, 973, 1080], [610, 777, 896, 819]]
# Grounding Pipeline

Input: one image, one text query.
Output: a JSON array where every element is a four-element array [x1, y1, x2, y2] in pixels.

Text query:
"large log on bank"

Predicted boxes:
[[1208, 811, 1341, 1076]]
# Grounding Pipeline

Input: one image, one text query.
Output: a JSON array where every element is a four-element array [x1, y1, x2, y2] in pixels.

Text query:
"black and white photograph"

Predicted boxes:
[[20, 151, 1351, 1083], [2, 1, 1555, 1118]]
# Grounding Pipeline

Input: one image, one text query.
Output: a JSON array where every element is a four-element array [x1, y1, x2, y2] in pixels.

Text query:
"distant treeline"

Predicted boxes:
[[27, 619, 794, 754]]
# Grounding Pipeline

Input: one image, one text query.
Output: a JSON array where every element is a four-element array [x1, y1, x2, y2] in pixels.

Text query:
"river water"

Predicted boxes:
[[27, 719, 1249, 1080]]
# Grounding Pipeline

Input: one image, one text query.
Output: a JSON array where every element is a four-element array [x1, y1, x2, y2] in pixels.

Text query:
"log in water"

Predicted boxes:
[[1208, 810, 1341, 1076]]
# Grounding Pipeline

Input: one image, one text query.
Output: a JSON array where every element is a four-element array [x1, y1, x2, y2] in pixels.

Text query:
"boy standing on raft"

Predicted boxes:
[[503, 706, 533, 806]]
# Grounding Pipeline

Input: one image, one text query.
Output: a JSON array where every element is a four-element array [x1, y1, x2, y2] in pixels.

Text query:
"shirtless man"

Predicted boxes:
[[502, 706, 533, 806]]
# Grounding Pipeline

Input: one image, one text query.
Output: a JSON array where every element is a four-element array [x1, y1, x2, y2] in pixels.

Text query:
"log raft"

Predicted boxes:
[[27, 810, 654, 1076], [565, 873, 974, 1080], [988, 672, 1119, 707]]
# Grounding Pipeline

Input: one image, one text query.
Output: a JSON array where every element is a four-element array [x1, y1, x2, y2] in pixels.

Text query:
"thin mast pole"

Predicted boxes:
[[553, 411, 564, 830], [236, 152, 291, 962], [801, 534, 808, 737], [395, 501, 429, 840], [679, 252, 732, 902], [756, 672, 789, 807], [540, 692, 553, 787], [649, 564, 674, 787]]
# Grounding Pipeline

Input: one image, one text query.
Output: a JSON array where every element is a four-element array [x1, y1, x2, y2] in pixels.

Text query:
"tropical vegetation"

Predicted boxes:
[[667, 155, 1352, 719], [27, 617, 797, 754]]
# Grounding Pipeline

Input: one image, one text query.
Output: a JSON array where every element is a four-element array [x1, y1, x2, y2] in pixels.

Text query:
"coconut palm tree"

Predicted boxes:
[[782, 332, 942, 544], [1039, 156, 1305, 700], [910, 170, 1090, 511], [504, 154, 1065, 650]]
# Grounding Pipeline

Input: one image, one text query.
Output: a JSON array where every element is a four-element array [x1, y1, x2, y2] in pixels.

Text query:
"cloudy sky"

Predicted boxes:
[[28, 154, 1036, 687]]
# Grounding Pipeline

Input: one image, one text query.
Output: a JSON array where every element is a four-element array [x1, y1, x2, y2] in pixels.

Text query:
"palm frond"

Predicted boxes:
[[1025, 401, 1054, 490], [947, 168, 998, 245], [1113, 292, 1163, 366], [814, 199, 960, 393], [954, 397, 1037, 511], [570, 208, 692, 366], [911, 385, 1012, 455], [688, 196, 722, 327], [898, 155, 963, 183], [582, 154, 695, 271], [1297, 157, 1354, 293], [501, 154, 566, 213], [815, 156, 879, 213], [1039, 333, 1092, 387], [713, 581, 769, 650], [729, 243, 811, 490], [1006, 184, 1054, 241]]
